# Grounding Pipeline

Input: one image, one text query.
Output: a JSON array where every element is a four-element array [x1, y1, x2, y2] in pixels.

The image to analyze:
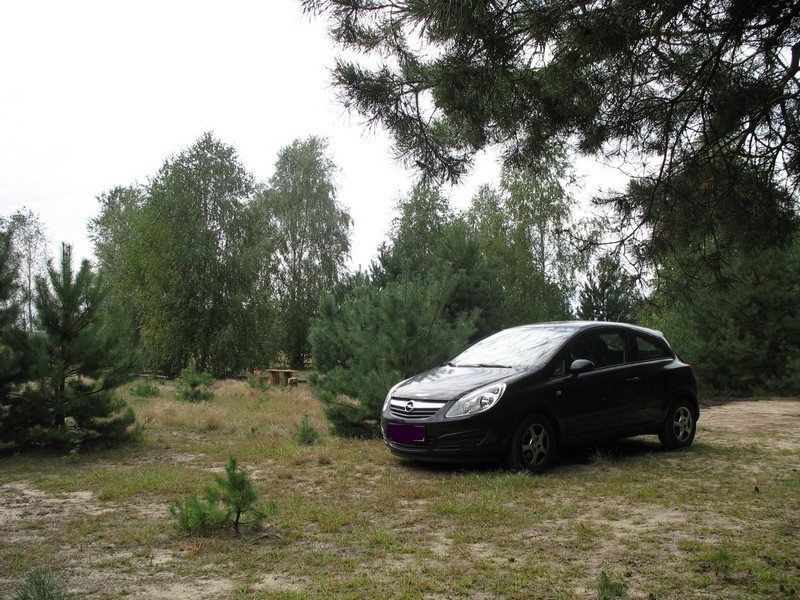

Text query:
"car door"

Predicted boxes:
[[631, 332, 679, 426], [557, 329, 645, 441]]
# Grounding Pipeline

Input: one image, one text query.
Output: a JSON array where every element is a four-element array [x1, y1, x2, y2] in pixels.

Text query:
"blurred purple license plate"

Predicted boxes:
[[387, 423, 426, 444]]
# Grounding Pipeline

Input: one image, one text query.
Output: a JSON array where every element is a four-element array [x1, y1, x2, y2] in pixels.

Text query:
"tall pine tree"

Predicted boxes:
[[0, 231, 27, 446], [309, 184, 494, 437], [578, 253, 642, 323], [310, 272, 477, 437], [1, 244, 137, 448]]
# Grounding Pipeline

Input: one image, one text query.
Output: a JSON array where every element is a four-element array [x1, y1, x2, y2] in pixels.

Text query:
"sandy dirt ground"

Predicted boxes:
[[698, 398, 800, 451]]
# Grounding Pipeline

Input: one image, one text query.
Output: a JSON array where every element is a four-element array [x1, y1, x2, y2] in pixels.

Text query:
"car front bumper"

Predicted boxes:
[[380, 417, 505, 463]]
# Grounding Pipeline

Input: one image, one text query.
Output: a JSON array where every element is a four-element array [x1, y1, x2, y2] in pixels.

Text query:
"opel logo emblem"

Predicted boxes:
[[405, 401, 415, 413]]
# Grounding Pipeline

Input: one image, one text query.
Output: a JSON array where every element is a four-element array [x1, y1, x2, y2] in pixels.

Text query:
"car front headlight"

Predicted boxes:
[[382, 382, 402, 413], [445, 383, 507, 419]]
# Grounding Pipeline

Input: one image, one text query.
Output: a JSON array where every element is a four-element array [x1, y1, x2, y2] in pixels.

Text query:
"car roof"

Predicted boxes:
[[512, 321, 667, 339]]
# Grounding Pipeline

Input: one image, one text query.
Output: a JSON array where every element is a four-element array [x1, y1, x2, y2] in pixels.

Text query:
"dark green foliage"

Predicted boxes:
[[644, 240, 800, 395], [88, 186, 148, 372], [578, 253, 642, 322], [310, 184, 502, 437], [0, 244, 138, 449], [310, 271, 478, 437], [63, 445, 80, 463], [465, 162, 589, 324], [370, 182, 455, 283], [13, 569, 76, 600], [139, 133, 267, 376], [176, 359, 213, 402], [210, 456, 266, 534], [612, 156, 800, 282], [303, 0, 800, 265], [0, 231, 28, 451], [371, 182, 503, 338]]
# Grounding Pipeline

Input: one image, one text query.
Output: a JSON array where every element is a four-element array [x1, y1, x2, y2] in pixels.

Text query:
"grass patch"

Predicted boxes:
[[0, 386, 798, 599]]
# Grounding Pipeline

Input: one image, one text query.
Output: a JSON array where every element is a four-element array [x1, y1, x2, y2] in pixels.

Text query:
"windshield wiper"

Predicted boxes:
[[449, 363, 512, 369]]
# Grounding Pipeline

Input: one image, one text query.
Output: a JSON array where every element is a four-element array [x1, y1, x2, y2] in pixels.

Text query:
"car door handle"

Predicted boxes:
[[626, 376, 641, 383]]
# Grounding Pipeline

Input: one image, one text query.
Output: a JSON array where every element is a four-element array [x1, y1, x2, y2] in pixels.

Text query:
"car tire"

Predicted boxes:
[[659, 399, 696, 449], [508, 413, 556, 473]]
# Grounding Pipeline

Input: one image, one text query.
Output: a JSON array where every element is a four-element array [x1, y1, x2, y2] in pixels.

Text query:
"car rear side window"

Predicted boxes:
[[569, 331, 628, 368], [635, 335, 672, 361]]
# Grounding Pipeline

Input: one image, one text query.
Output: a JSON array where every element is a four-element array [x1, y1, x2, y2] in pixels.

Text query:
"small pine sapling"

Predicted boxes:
[[170, 456, 268, 535], [597, 571, 627, 599], [130, 377, 160, 398], [14, 569, 76, 600], [208, 456, 265, 534], [176, 359, 213, 402], [295, 414, 320, 445]]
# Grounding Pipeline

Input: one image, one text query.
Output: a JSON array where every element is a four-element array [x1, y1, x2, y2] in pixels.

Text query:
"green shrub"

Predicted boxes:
[[63, 445, 80, 463], [169, 456, 270, 535], [295, 414, 320, 445], [253, 392, 269, 408], [210, 456, 268, 533], [597, 571, 627, 599], [14, 570, 76, 600], [130, 377, 160, 398], [706, 548, 735, 577], [176, 359, 213, 402], [248, 372, 269, 390], [169, 493, 226, 535]]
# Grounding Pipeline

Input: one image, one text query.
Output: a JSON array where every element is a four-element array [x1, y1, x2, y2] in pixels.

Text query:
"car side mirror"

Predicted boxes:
[[570, 359, 595, 375]]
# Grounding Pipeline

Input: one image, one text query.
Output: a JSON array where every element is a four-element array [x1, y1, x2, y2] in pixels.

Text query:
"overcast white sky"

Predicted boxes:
[[0, 0, 621, 271]]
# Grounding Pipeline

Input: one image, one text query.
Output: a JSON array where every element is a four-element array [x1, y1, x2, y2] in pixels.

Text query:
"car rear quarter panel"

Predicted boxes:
[[640, 360, 699, 425]]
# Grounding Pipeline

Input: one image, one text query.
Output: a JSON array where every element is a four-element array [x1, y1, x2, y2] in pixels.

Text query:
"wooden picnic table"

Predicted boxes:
[[254, 369, 295, 386]]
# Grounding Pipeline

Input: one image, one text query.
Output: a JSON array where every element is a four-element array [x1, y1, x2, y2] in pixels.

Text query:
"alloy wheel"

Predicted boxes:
[[672, 406, 694, 442], [521, 423, 550, 466]]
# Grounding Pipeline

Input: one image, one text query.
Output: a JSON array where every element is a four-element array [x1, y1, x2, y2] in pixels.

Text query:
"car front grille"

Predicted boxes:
[[389, 398, 447, 420]]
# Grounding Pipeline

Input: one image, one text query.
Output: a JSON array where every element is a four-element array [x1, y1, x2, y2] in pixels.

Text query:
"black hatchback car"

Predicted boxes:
[[381, 321, 698, 472]]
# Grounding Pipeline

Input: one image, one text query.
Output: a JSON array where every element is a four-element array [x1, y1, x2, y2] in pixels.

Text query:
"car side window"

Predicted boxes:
[[569, 331, 628, 369], [635, 334, 672, 361]]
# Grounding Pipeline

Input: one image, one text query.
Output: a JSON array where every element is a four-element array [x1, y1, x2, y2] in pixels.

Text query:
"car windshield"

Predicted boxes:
[[449, 325, 576, 369]]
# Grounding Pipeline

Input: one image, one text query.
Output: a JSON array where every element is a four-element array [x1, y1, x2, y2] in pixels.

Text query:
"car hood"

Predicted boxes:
[[392, 365, 528, 402]]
